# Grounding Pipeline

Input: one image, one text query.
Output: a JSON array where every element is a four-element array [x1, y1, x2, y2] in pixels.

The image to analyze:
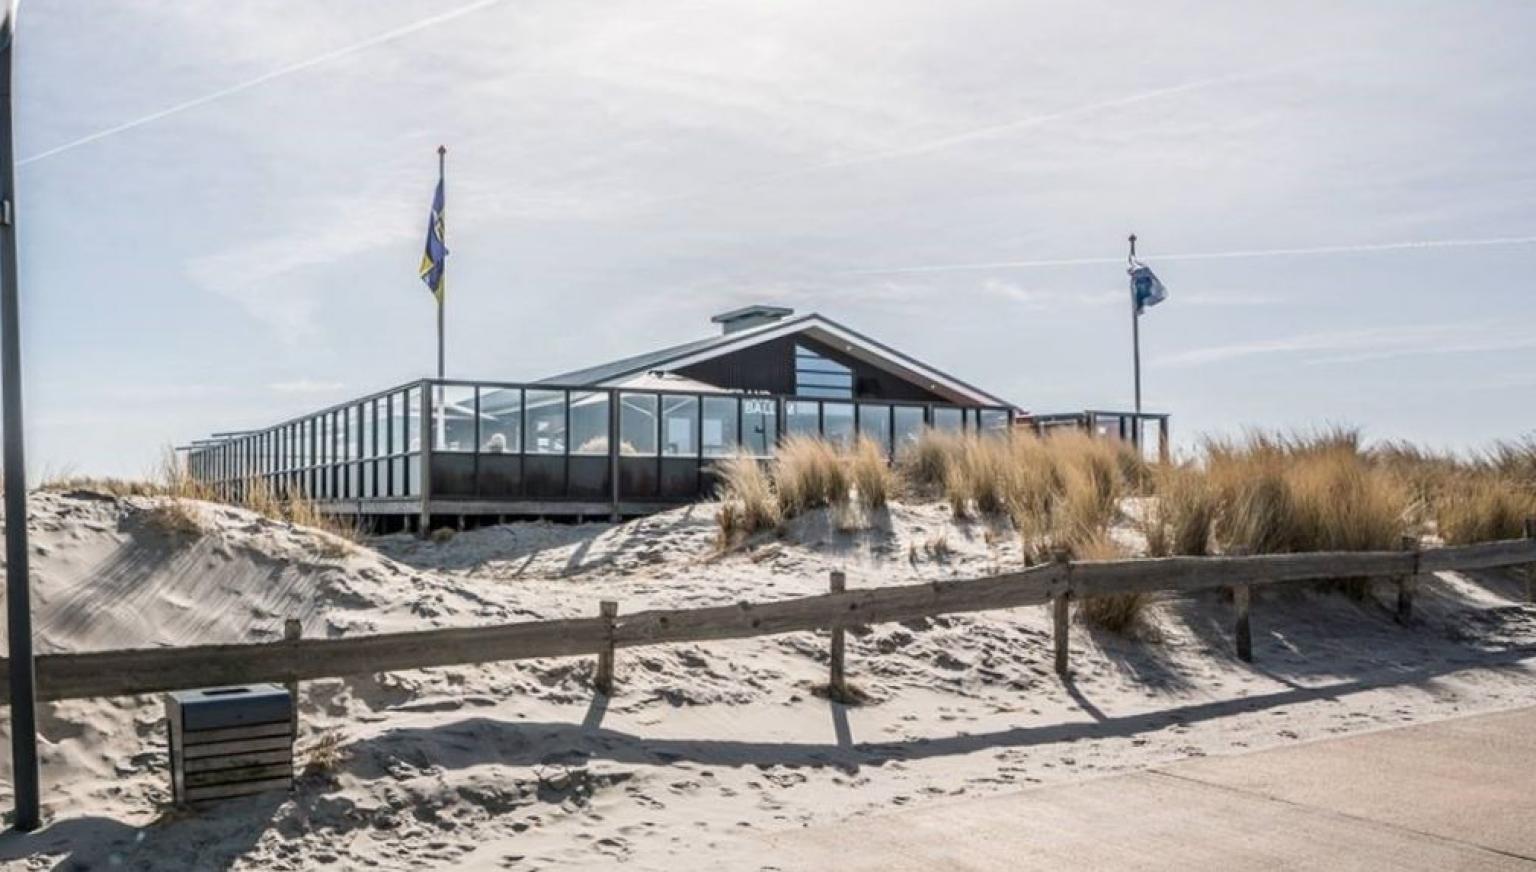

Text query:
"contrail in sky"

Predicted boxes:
[[19, 0, 502, 166], [638, 56, 1323, 209], [785, 61, 1315, 178], [840, 235, 1536, 275]]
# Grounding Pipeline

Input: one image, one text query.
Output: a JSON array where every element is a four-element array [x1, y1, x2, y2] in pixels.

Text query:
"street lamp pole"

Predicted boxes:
[[0, 0, 40, 832]]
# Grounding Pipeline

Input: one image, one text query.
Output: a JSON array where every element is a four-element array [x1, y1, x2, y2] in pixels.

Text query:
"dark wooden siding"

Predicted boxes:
[[674, 333, 951, 403]]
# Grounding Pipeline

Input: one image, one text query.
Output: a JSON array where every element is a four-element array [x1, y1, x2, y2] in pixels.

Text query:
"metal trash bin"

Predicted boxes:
[[166, 684, 295, 804]]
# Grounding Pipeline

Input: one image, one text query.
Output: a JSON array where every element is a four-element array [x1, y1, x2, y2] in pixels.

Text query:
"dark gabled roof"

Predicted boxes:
[[538, 312, 1016, 408]]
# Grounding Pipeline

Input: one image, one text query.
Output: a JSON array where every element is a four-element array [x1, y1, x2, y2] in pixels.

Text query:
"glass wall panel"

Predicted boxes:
[[858, 403, 892, 454], [344, 406, 357, 461], [406, 388, 423, 452], [794, 344, 855, 399], [933, 406, 964, 432], [823, 402, 855, 447], [478, 388, 522, 453], [701, 397, 739, 457], [570, 391, 610, 455], [893, 406, 925, 449], [384, 393, 399, 454], [434, 385, 476, 452], [620, 393, 658, 455], [525, 389, 567, 454], [661, 395, 698, 456], [785, 400, 819, 437], [980, 409, 1010, 435], [741, 397, 777, 456], [361, 402, 374, 459]]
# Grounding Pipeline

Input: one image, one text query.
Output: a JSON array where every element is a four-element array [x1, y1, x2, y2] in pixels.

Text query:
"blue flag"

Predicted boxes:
[[1129, 264, 1166, 315], [419, 177, 448, 303]]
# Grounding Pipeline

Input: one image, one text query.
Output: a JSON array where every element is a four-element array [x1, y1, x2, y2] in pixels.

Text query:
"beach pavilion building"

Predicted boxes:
[[183, 306, 1167, 529]]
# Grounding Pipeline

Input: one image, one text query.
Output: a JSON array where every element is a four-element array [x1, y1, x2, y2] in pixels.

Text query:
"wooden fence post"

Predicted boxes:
[[1396, 535, 1419, 624], [1233, 584, 1252, 663], [1052, 550, 1071, 677], [1224, 546, 1251, 662], [283, 618, 302, 736], [595, 600, 618, 696], [1524, 519, 1536, 604], [828, 571, 848, 696]]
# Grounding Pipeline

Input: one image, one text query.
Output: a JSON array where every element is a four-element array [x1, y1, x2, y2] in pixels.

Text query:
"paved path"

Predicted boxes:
[[750, 706, 1536, 870]]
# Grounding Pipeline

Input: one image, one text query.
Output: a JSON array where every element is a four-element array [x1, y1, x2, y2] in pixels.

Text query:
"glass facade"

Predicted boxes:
[[570, 391, 610, 455], [185, 378, 1019, 507], [620, 393, 659, 455], [794, 344, 854, 399], [701, 396, 739, 458], [525, 390, 566, 454], [479, 388, 522, 453], [741, 397, 777, 456], [661, 394, 698, 457]]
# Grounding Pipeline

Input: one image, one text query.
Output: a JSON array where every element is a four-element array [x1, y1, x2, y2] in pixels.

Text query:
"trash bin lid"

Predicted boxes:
[[168, 684, 292, 732]]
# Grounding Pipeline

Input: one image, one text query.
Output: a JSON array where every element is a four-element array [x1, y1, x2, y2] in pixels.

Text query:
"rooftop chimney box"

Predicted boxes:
[[711, 305, 794, 335]]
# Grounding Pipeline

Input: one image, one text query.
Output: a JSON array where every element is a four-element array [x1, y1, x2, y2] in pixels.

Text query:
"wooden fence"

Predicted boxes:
[[3, 532, 1534, 705]]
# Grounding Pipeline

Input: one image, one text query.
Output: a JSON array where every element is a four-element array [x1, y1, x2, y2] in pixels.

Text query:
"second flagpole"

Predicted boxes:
[[1129, 233, 1141, 415], [437, 144, 446, 382], [435, 145, 446, 455]]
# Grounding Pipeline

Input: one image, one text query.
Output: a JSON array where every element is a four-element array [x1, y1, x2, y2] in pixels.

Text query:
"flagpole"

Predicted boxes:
[[1129, 233, 1141, 415], [436, 144, 446, 383], [435, 145, 446, 452]]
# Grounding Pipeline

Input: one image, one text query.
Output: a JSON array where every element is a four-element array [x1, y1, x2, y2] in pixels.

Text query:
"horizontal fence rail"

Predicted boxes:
[[3, 537, 1534, 704]]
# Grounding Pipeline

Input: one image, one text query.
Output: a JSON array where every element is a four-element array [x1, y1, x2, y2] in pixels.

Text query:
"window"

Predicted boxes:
[[859, 403, 892, 455], [741, 397, 777, 456], [405, 388, 423, 452], [893, 406, 925, 449], [387, 389, 405, 454], [570, 391, 610, 455], [662, 394, 698, 456], [794, 344, 854, 399], [526, 390, 567, 454], [479, 388, 522, 453], [361, 402, 374, 459], [702, 397, 739, 457], [620, 393, 658, 455], [434, 385, 476, 452], [823, 402, 854, 447], [980, 409, 1010, 436], [785, 400, 819, 437], [933, 406, 963, 432]]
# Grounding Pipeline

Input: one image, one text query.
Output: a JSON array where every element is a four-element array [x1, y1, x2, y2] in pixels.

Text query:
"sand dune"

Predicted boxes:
[[0, 490, 1533, 870]]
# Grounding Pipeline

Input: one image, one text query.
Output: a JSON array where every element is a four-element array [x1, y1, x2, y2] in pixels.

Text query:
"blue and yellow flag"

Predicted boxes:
[[1129, 264, 1167, 315], [419, 177, 448, 303]]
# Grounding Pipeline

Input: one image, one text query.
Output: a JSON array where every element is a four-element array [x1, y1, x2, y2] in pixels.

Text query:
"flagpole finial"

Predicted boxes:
[[438, 144, 447, 156]]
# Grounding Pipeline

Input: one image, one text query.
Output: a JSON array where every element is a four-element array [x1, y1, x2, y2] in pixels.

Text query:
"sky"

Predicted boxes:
[[10, 0, 1536, 478]]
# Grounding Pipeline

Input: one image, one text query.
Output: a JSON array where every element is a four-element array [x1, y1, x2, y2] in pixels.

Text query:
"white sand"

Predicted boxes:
[[0, 489, 1534, 870]]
